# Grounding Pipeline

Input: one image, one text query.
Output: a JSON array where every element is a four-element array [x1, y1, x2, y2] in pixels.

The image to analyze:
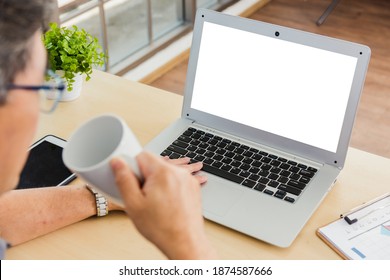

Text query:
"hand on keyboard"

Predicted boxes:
[[162, 156, 207, 184]]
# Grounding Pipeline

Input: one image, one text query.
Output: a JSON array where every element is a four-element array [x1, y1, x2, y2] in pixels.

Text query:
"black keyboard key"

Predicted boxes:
[[284, 196, 295, 203], [290, 173, 300, 180], [231, 160, 241, 167], [242, 179, 256, 188], [188, 145, 197, 151], [261, 157, 272, 163], [268, 181, 279, 188], [249, 174, 260, 181], [204, 151, 215, 158], [262, 164, 272, 171], [252, 161, 262, 168], [248, 167, 260, 174], [254, 183, 266, 192], [258, 170, 269, 177], [277, 176, 289, 184], [259, 177, 270, 185], [222, 138, 231, 144], [216, 148, 226, 155], [299, 169, 315, 178], [270, 167, 281, 174], [207, 145, 218, 152], [225, 151, 235, 158], [287, 160, 297, 166], [243, 157, 253, 164], [243, 151, 253, 157], [192, 133, 202, 139], [264, 189, 274, 195], [194, 155, 205, 161], [213, 136, 222, 140], [240, 163, 251, 171], [190, 139, 200, 146], [240, 170, 251, 178], [204, 158, 214, 165], [186, 152, 197, 158], [249, 148, 259, 153], [222, 157, 233, 164], [268, 154, 278, 159], [299, 176, 310, 184], [178, 135, 192, 143], [290, 166, 300, 173], [298, 163, 307, 169], [287, 180, 306, 190], [268, 173, 279, 180], [217, 142, 227, 148], [167, 145, 187, 155], [278, 185, 301, 196], [208, 139, 218, 145], [221, 164, 232, 172], [188, 127, 197, 132], [196, 148, 206, 155], [169, 152, 181, 159], [160, 150, 172, 157], [226, 145, 236, 151], [307, 167, 318, 173], [198, 142, 208, 149], [270, 160, 281, 167], [212, 161, 223, 168], [240, 145, 250, 150], [213, 154, 223, 161], [233, 154, 244, 161], [202, 164, 244, 184], [231, 141, 240, 147], [274, 191, 286, 199], [280, 163, 291, 170], [235, 148, 245, 154], [173, 140, 189, 149], [252, 154, 262, 160], [231, 167, 241, 174], [278, 157, 288, 162]]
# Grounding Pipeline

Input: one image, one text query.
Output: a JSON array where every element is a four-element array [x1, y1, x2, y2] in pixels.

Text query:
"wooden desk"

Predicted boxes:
[[6, 70, 390, 259]]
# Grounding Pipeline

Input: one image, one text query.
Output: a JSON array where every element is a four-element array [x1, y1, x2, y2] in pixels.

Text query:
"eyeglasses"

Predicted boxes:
[[6, 70, 65, 113]]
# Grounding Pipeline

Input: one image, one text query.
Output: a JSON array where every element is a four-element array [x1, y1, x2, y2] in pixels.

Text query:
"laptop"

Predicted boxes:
[[145, 8, 371, 247]]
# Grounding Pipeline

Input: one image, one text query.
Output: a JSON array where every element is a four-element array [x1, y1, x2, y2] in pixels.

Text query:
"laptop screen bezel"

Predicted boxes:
[[182, 9, 371, 168]]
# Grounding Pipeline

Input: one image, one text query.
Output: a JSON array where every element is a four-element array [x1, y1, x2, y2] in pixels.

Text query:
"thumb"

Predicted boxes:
[[137, 151, 166, 177], [110, 157, 143, 210]]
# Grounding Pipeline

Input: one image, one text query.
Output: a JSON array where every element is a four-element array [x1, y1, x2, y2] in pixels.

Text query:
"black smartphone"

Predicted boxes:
[[16, 135, 76, 189]]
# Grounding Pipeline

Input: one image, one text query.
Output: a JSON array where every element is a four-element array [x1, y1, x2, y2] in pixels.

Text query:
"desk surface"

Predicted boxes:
[[7, 70, 390, 259]]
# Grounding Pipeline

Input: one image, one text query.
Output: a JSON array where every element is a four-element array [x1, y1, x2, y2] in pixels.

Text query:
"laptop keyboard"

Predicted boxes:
[[161, 127, 318, 203]]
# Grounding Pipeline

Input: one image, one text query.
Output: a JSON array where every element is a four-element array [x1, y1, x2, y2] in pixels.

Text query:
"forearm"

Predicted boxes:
[[0, 185, 96, 246]]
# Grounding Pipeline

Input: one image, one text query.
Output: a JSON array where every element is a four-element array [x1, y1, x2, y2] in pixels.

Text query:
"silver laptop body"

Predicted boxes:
[[145, 9, 371, 247]]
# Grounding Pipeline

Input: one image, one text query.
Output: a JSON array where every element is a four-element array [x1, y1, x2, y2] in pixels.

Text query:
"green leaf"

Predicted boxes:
[[42, 22, 106, 89]]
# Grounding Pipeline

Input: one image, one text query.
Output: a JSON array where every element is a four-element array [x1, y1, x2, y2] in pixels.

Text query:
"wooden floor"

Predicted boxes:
[[148, 0, 390, 159]]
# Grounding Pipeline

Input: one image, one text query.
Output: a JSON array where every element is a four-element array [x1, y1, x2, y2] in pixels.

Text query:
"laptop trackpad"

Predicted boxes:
[[201, 179, 244, 217]]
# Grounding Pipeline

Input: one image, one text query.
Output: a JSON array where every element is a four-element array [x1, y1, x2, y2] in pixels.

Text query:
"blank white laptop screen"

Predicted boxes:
[[191, 22, 358, 153]]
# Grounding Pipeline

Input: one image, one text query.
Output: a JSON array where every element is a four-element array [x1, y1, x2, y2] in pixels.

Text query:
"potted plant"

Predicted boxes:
[[43, 23, 106, 101]]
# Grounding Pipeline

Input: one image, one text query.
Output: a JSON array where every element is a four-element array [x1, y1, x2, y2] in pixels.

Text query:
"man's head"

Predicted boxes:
[[0, 0, 56, 101], [0, 0, 54, 192]]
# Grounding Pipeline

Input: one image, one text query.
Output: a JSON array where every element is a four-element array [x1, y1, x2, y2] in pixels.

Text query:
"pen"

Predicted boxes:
[[340, 193, 390, 225]]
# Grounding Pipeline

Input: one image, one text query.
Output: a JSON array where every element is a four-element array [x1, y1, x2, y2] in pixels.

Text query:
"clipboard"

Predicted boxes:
[[317, 193, 390, 260]]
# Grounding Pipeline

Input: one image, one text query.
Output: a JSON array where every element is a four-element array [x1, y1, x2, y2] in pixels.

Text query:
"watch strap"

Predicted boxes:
[[86, 184, 108, 217]]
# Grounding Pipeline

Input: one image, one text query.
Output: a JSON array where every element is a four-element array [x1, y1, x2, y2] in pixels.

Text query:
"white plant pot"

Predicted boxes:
[[47, 71, 83, 102]]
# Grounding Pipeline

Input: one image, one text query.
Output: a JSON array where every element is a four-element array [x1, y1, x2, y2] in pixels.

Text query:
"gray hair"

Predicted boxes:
[[0, 0, 56, 103]]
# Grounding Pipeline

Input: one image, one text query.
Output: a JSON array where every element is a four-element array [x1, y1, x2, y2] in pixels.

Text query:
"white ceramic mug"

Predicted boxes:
[[63, 114, 142, 206]]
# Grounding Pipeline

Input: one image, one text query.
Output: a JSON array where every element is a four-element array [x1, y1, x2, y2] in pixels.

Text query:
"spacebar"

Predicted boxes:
[[202, 164, 244, 184]]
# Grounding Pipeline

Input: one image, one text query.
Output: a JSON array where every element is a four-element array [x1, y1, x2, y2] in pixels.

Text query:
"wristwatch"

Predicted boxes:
[[86, 184, 108, 217]]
